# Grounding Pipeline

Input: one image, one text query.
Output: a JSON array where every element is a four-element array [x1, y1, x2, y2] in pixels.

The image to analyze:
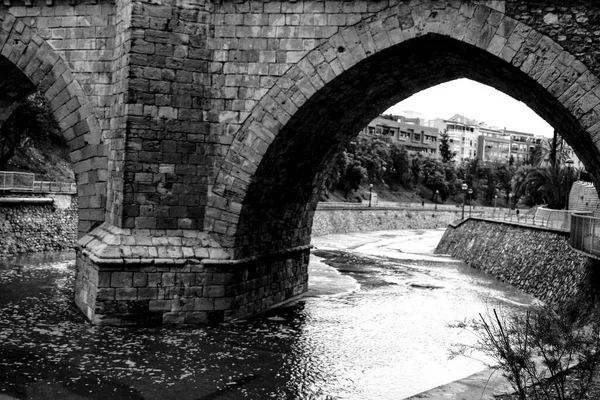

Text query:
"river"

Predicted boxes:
[[0, 229, 536, 399]]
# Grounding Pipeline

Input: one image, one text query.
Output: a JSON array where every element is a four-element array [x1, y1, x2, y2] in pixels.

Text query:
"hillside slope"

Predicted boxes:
[[4, 137, 73, 183]]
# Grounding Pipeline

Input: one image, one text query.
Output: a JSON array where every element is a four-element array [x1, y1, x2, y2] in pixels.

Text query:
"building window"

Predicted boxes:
[[414, 133, 421, 142]]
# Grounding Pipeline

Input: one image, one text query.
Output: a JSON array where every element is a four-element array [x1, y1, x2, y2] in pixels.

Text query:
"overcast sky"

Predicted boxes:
[[385, 78, 554, 137]]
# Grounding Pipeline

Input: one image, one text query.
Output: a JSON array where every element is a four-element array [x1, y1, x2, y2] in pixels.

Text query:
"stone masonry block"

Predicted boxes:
[[98, 271, 111, 287], [186, 312, 208, 324], [115, 288, 138, 301], [206, 286, 225, 298], [137, 288, 159, 299], [214, 297, 234, 311], [163, 312, 186, 324], [133, 272, 148, 287], [97, 288, 115, 301], [149, 299, 171, 312], [194, 298, 214, 311], [111, 272, 133, 287]]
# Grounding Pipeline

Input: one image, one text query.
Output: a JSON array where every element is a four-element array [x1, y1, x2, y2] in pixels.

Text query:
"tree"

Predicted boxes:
[[512, 164, 578, 209], [479, 164, 499, 204], [421, 158, 450, 200], [386, 142, 412, 187], [496, 163, 516, 204], [351, 135, 391, 181], [439, 129, 456, 163]]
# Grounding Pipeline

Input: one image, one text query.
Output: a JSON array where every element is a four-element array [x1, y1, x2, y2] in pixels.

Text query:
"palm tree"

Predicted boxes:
[[535, 137, 570, 168], [512, 164, 578, 209]]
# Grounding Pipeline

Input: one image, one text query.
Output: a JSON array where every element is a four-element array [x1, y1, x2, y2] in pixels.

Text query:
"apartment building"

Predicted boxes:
[[503, 129, 539, 164], [477, 125, 511, 163], [433, 114, 479, 160], [361, 115, 439, 158], [363, 113, 582, 169]]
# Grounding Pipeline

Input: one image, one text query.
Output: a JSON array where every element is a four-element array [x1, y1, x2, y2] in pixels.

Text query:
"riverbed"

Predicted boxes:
[[0, 229, 536, 399]]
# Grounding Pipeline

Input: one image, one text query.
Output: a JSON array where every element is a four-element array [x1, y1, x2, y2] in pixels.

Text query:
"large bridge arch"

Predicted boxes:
[[0, 14, 106, 234], [213, 2, 600, 259]]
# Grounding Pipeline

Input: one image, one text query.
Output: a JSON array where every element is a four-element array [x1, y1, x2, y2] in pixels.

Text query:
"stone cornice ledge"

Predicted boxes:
[[78, 222, 312, 266]]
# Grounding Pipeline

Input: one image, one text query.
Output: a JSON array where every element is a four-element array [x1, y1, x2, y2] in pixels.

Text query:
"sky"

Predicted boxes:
[[385, 78, 554, 137]]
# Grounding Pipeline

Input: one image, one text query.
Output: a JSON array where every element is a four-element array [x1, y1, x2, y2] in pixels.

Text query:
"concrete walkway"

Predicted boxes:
[[406, 368, 513, 399]]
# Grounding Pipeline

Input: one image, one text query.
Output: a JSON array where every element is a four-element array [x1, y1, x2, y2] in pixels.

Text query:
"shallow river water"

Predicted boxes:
[[0, 229, 536, 400]]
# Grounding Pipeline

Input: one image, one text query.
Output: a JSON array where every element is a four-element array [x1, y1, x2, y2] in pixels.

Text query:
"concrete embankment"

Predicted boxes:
[[312, 205, 470, 237], [435, 218, 600, 305]]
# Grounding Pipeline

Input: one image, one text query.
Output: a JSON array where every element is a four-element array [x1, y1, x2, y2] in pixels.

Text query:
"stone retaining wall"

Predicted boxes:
[[0, 195, 78, 258], [435, 218, 599, 305], [312, 207, 467, 237]]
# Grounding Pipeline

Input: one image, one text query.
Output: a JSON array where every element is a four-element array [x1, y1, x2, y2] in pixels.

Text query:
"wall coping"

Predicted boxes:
[[449, 217, 569, 235], [315, 205, 483, 213]]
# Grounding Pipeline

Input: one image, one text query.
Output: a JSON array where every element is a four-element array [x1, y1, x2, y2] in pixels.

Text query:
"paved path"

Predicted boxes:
[[406, 368, 513, 399]]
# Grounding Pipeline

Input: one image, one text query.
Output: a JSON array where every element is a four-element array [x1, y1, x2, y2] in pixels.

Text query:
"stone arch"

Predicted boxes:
[[213, 3, 600, 258], [0, 14, 106, 235]]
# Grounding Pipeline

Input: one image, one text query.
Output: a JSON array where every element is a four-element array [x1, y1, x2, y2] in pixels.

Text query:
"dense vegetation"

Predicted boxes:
[[0, 91, 72, 182], [0, 92, 62, 168], [321, 133, 580, 209]]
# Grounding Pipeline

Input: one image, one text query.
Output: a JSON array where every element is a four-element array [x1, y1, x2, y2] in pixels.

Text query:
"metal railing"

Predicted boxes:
[[0, 171, 75, 194], [569, 213, 600, 258], [0, 171, 35, 191], [491, 211, 570, 230], [33, 181, 76, 193]]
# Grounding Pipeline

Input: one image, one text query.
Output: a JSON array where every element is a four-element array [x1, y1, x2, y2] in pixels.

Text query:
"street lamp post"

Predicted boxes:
[[461, 183, 468, 219], [435, 190, 439, 210], [508, 193, 513, 219], [565, 159, 574, 210], [468, 188, 473, 217], [494, 195, 498, 217], [369, 183, 373, 207]]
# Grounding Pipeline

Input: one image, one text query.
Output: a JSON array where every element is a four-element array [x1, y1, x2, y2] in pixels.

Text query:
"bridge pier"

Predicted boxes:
[[74, 224, 309, 325]]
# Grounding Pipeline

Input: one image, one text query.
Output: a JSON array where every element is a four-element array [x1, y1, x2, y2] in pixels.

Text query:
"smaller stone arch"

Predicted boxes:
[[0, 13, 107, 235]]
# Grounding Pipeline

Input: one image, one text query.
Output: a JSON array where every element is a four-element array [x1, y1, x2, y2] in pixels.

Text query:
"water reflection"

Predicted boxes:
[[0, 231, 535, 399]]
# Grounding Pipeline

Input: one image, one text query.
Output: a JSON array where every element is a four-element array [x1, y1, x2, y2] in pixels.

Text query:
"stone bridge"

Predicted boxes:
[[2, 0, 600, 324]]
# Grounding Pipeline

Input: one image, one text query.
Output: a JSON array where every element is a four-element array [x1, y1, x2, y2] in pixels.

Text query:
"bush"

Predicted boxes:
[[450, 301, 600, 400]]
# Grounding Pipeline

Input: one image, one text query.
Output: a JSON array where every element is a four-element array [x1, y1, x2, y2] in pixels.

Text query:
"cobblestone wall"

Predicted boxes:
[[0, 195, 78, 258], [435, 219, 598, 304], [312, 207, 463, 237]]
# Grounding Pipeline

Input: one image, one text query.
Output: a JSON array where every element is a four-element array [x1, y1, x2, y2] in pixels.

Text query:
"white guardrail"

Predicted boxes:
[[0, 171, 75, 194]]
